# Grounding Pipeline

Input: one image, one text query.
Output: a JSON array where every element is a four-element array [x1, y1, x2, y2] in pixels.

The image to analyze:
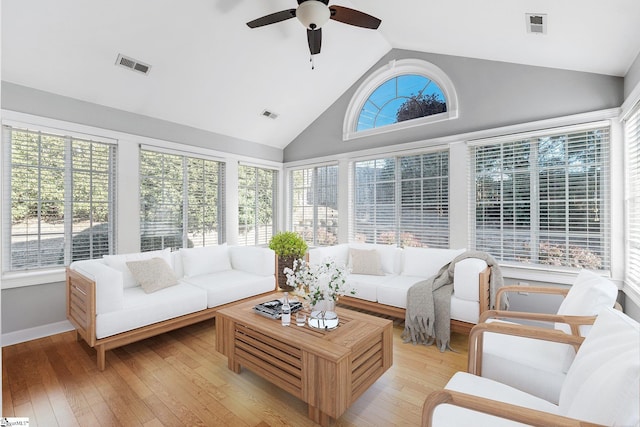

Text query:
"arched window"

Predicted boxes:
[[343, 59, 458, 140]]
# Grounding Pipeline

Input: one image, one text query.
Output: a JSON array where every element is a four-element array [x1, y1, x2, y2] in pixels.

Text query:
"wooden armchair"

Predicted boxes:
[[422, 307, 639, 427], [471, 270, 618, 404]]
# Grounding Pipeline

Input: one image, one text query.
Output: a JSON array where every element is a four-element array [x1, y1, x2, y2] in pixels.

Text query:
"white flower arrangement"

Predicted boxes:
[[283, 258, 354, 308]]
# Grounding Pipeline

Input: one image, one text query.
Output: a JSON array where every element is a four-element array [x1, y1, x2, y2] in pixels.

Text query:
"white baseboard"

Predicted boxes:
[[2, 320, 75, 347]]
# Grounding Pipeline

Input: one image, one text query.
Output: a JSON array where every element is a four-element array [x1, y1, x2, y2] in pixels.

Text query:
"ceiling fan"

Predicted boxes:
[[246, 0, 381, 57]]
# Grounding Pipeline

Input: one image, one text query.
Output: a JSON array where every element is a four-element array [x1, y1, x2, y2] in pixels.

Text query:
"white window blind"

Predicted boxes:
[[470, 125, 610, 271], [238, 165, 277, 246], [2, 125, 117, 271], [290, 165, 338, 246], [351, 150, 449, 247], [139, 149, 224, 250], [625, 101, 640, 291]]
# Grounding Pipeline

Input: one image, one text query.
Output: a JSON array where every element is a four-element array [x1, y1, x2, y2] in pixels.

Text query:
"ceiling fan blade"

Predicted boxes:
[[307, 28, 322, 55], [329, 5, 381, 29], [246, 9, 296, 28]]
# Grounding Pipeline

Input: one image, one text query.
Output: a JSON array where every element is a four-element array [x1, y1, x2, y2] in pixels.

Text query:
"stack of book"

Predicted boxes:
[[253, 299, 303, 319]]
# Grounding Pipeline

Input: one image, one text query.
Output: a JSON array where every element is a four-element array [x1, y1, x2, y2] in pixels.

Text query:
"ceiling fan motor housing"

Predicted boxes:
[[296, 1, 330, 29]]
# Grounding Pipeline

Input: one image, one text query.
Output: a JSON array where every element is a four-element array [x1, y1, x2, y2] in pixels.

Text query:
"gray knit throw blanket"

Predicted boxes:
[[401, 250, 505, 351]]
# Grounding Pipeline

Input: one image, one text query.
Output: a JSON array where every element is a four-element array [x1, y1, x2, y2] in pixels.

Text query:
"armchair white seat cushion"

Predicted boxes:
[[426, 307, 639, 427], [479, 270, 618, 404]]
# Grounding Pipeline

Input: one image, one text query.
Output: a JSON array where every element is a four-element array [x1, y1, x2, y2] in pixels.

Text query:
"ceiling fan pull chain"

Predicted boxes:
[[310, 55, 315, 70]]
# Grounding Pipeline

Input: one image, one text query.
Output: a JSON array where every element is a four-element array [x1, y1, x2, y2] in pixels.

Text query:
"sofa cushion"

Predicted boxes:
[[126, 257, 178, 293], [180, 244, 232, 277], [103, 248, 172, 289], [376, 275, 423, 308], [558, 307, 639, 426], [349, 243, 400, 274], [401, 247, 465, 278], [433, 372, 559, 426], [71, 259, 124, 314], [348, 248, 384, 276], [182, 270, 275, 308], [229, 245, 275, 276], [308, 244, 349, 267], [345, 274, 389, 302], [95, 282, 208, 339]]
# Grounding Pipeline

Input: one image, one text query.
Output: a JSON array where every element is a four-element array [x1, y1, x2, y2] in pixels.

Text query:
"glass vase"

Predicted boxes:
[[308, 299, 339, 330]]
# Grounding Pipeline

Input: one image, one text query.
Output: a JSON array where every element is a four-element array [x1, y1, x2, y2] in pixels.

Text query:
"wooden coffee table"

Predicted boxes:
[[215, 293, 393, 426]]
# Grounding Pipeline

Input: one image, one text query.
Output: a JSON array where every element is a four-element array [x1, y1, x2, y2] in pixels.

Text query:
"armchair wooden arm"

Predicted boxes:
[[421, 389, 605, 427], [496, 284, 569, 310], [468, 320, 585, 376], [480, 309, 596, 337]]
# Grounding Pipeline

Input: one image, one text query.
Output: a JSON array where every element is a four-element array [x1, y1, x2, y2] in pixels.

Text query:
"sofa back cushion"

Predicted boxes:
[[229, 246, 275, 276], [558, 307, 639, 426], [180, 244, 232, 277], [349, 243, 401, 274], [402, 247, 465, 278], [308, 244, 350, 267], [103, 248, 172, 289]]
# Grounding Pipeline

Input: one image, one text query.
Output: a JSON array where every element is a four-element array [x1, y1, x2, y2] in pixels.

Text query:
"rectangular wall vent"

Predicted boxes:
[[526, 13, 547, 35], [115, 54, 151, 75], [261, 110, 279, 120]]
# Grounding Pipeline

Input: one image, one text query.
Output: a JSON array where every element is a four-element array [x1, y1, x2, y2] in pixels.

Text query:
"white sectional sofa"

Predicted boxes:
[[308, 243, 491, 333], [66, 244, 275, 370]]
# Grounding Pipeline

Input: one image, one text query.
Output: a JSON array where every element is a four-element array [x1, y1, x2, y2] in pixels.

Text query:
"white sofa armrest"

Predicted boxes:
[[229, 246, 275, 276], [70, 260, 124, 314], [453, 258, 488, 302]]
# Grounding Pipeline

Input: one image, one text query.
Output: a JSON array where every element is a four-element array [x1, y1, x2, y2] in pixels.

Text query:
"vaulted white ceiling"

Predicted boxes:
[[3, 0, 640, 150]]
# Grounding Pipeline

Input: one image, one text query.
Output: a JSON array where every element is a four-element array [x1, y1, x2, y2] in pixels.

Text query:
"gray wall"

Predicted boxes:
[[2, 282, 67, 333], [284, 49, 624, 162], [624, 50, 640, 99], [1, 82, 283, 163]]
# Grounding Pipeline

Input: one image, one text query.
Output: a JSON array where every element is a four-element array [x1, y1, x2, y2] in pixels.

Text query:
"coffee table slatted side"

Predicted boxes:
[[234, 323, 303, 398]]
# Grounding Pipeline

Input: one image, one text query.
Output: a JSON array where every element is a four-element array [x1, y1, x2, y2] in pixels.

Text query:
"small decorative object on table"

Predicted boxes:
[[284, 258, 354, 330]]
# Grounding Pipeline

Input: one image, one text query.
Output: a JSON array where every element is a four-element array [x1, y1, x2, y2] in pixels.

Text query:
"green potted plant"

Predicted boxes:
[[269, 231, 308, 291]]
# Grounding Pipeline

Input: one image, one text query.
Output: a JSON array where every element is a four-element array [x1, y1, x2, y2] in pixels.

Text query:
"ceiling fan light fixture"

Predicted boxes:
[[296, 1, 330, 29]]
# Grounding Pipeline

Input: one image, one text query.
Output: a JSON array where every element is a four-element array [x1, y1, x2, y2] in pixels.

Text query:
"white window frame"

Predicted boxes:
[[237, 163, 278, 246], [343, 58, 459, 141], [469, 121, 611, 273], [623, 98, 640, 301], [349, 147, 450, 248], [2, 122, 117, 274]]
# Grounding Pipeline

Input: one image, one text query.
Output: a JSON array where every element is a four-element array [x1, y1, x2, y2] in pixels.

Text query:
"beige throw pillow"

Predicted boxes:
[[126, 257, 179, 293], [349, 248, 384, 276]]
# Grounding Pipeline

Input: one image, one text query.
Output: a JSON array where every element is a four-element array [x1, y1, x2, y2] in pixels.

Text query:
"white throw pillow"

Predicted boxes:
[[349, 248, 384, 276], [180, 244, 231, 277], [126, 257, 178, 293], [103, 248, 172, 288], [402, 247, 466, 278]]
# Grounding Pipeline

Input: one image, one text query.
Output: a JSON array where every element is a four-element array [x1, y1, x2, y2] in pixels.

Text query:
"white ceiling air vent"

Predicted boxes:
[[261, 109, 279, 120], [115, 54, 151, 75], [526, 13, 547, 35]]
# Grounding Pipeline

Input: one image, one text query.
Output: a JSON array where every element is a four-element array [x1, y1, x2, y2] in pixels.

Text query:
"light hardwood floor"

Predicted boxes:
[[2, 318, 468, 426]]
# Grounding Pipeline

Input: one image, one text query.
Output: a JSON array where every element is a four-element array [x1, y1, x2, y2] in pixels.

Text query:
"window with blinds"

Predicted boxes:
[[290, 165, 338, 246], [352, 150, 449, 247], [625, 102, 640, 291], [139, 149, 224, 251], [2, 125, 117, 271], [238, 165, 277, 246], [470, 124, 610, 271]]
